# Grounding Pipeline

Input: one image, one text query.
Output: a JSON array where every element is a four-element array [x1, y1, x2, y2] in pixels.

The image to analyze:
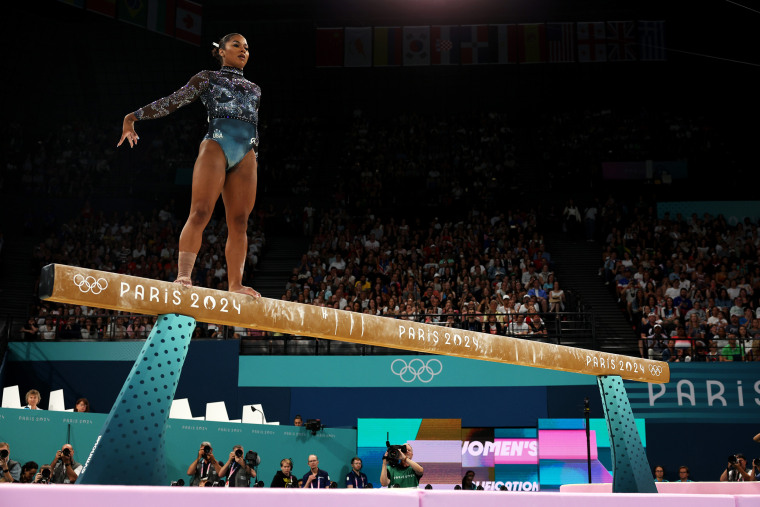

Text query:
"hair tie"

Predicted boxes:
[[212, 42, 220, 48]]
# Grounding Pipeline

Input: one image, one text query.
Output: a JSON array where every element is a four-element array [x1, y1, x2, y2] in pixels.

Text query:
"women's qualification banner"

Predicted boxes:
[[40, 264, 669, 383]]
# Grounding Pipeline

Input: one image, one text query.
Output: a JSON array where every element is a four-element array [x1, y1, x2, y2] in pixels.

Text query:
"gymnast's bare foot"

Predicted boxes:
[[231, 285, 261, 298], [174, 276, 192, 287]]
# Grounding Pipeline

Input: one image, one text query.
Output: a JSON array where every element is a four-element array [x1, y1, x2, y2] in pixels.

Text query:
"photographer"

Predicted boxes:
[[33, 465, 53, 484], [218, 445, 256, 487], [720, 454, 755, 482], [271, 458, 298, 488], [380, 443, 423, 488], [345, 457, 368, 488], [0, 442, 21, 483], [187, 441, 222, 486], [49, 444, 82, 484]]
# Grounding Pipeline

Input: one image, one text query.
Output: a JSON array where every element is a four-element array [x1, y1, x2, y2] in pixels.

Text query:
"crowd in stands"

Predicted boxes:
[[19, 203, 265, 341], [602, 201, 760, 362], [278, 206, 566, 339]]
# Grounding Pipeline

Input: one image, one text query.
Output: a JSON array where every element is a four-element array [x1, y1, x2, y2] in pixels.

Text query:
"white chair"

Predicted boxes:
[[242, 403, 266, 424], [205, 401, 230, 422], [1, 385, 22, 408], [169, 398, 194, 420], [48, 389, 66, 411]]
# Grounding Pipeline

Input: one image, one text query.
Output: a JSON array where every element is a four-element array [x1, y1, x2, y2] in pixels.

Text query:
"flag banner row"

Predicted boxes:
[[316, 21, 665, 67], [58, 0, 201, 45]]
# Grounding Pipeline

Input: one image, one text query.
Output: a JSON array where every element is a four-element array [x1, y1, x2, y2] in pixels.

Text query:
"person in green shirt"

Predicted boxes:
[[380, 443, 423, 488], [720, 335, 744, 361]]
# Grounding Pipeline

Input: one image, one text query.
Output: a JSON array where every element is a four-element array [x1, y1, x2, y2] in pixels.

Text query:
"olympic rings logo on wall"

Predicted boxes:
[[390, 358, 443, 383], [649, 364, 663, 376], [73, 274, 108, 295]]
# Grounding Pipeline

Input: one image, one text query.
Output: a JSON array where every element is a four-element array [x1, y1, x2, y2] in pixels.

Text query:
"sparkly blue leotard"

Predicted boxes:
[[134, 66, 261, 172]]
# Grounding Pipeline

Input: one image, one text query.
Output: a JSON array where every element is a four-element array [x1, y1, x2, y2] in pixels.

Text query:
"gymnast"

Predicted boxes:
[[118, 33, 261, 297]]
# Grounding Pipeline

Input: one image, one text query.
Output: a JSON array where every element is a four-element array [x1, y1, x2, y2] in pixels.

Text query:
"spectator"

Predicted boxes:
[[20, 318, 39, 341], [677, 466, 693, 482], [39, 317, 56, 341], [24, 389, 43, 410], [302, 454, 330, 488], [461, 469, 477, 490], [653, 465, 667, 482], [345, 456, 368, 488], [73, 398, 90, 413], [19, 461, 39, 484], [720, 334, 744, 362], [270, 458, 298, 488]]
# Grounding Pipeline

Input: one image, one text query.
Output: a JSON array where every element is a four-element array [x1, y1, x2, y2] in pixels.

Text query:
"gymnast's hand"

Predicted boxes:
[[118, 113, 140, 148]]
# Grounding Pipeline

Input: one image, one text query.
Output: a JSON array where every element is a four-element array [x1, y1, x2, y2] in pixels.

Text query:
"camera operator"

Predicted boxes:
[[720, 454, 755, 482], [0, 442, 22, 483], [187, 441, 222, 486], [33, 465, 53, 484], [345, 457, 368, 488], [49, 444, 82, 484], [380, 443, 424, 488], [271, 458, 299, 488], [218, 445, 256, 487], [301, 454, 331, 488]]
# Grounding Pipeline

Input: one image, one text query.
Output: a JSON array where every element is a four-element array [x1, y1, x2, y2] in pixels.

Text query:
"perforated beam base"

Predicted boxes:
[[597, 375, 657, 493], [77, 314, 196, 485]]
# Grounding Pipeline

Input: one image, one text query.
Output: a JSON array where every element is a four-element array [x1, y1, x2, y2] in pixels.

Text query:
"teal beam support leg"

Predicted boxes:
[[77, 314, 196, 485], [597, 375, 657, 493]]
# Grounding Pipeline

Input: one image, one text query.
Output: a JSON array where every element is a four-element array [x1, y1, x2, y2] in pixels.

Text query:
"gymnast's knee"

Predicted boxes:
[[226, 212, 249, 233]]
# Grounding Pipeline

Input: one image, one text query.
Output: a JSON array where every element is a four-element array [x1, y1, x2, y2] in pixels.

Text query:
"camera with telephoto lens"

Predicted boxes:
[[0, 449, 8, 459], [62, 448, 71, 457], [385, 441, 407, 466], [235, 449, 243, 459], [203, 445, 211, 458], [728, 455, 738, 466]]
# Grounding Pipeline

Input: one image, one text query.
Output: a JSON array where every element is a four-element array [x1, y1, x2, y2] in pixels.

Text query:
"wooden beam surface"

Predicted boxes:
[[40, 264, 670, 383]]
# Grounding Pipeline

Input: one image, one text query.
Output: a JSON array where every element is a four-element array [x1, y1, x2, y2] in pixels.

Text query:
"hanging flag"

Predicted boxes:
[[147, 0, 175, 36], [547, 23, 575, 63], [316, 28, 344, 67], [518, 23, 546, 63], [577, 22, 606, 62], [117, 0, 148, 28], [638, 20, 666, 61], [431, 25, 460, 65], [403, 26, 430, 66], [175, 0, 201, 46], [344, 27, 372, 67], [488, 24, 517, 64], [373, 27, 402, 66], [460, 25, 490, 65], [606, 20, 636, 61], [86, 0, 116, 17]]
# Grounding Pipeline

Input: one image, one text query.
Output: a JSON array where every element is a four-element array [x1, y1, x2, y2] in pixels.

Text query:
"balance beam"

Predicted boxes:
[[39, 264, 669, 383]]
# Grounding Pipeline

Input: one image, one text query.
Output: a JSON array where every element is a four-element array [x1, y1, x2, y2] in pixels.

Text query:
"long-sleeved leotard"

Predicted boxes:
[[134, 66, 261, 171]]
